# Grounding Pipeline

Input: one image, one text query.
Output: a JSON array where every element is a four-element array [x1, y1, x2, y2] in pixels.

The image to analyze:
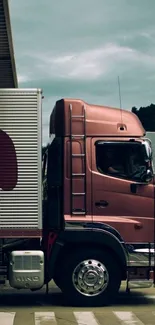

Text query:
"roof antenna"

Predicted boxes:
[[117, 76, 123, 127]]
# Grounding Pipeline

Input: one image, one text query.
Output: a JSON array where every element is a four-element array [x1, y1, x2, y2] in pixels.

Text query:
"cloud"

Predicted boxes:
[[43, 44, 134, 80], [18, 75, 31, 83], [9, 0, 155, 144], [13, 43, 155, 83]]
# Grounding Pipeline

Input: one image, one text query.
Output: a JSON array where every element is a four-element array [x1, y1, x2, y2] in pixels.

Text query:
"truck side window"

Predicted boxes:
[[96, 142, 147, 181]]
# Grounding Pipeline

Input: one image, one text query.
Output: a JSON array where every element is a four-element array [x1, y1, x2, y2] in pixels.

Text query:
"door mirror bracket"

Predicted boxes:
[[130, 182, 147, 194], [130, 169, 153, 193]]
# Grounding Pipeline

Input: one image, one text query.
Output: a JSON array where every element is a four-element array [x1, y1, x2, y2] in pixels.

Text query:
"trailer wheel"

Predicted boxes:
[[60, 248, 121, 307]]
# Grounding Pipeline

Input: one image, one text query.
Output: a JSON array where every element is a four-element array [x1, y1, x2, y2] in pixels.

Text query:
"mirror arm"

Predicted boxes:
[[130, 181, 149, 194]]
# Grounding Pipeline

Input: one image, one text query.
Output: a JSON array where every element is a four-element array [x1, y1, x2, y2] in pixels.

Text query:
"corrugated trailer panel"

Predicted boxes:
[[0, 89, 42, 232]]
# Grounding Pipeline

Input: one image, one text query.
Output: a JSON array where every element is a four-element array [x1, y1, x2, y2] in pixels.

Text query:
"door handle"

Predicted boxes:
[[95, 200, 109, 208]]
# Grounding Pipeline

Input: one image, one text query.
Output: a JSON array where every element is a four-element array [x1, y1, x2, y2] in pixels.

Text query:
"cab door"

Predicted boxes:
[[91, 138, 154, 243]]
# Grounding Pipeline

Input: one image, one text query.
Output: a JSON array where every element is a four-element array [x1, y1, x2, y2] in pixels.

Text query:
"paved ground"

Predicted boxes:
[[0, 282, 155, 324]]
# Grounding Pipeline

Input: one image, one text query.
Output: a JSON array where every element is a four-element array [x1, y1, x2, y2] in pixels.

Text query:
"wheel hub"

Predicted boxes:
[[83, 270, 98, 286], [72, 259, 109, 297]]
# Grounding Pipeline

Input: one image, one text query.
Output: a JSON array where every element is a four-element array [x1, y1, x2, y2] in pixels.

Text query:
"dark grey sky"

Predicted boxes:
[[10, 0, 155, 144]]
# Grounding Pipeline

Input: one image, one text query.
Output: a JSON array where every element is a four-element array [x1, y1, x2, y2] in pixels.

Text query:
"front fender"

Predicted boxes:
[[48, 225, 127, 278]]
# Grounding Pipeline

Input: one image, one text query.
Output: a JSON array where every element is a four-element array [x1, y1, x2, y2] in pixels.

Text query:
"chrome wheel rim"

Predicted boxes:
[[72, 259, 109, 297]]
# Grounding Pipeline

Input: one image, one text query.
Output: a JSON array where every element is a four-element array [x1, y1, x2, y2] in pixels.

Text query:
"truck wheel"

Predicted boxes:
[[53, 273, 62, 290], [60, 248, 121, 307]]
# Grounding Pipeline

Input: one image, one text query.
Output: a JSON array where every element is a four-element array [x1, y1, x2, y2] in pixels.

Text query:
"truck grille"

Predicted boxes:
[[14, 255, 41, 270]]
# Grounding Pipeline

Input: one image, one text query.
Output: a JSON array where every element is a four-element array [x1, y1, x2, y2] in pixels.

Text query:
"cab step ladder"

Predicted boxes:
[[69, 104, 87, 215]]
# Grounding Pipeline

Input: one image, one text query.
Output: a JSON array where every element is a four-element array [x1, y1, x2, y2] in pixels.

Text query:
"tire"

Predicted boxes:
[[53, 273, 63, 290], [60, 248, 122, 307]]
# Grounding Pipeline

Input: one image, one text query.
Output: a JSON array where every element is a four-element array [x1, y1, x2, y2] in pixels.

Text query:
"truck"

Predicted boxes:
[[0, 88, 154, 307]]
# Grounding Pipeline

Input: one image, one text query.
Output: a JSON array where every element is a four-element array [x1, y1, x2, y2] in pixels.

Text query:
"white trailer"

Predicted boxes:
[[0, 89, 42, 237]]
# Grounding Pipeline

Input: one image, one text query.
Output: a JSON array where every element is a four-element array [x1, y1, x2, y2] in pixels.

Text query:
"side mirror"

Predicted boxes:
[[141, 169, 153, 183]]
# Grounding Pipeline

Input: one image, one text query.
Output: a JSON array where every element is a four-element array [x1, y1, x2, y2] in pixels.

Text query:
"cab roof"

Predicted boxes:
[[50, 98, 145, 137]]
